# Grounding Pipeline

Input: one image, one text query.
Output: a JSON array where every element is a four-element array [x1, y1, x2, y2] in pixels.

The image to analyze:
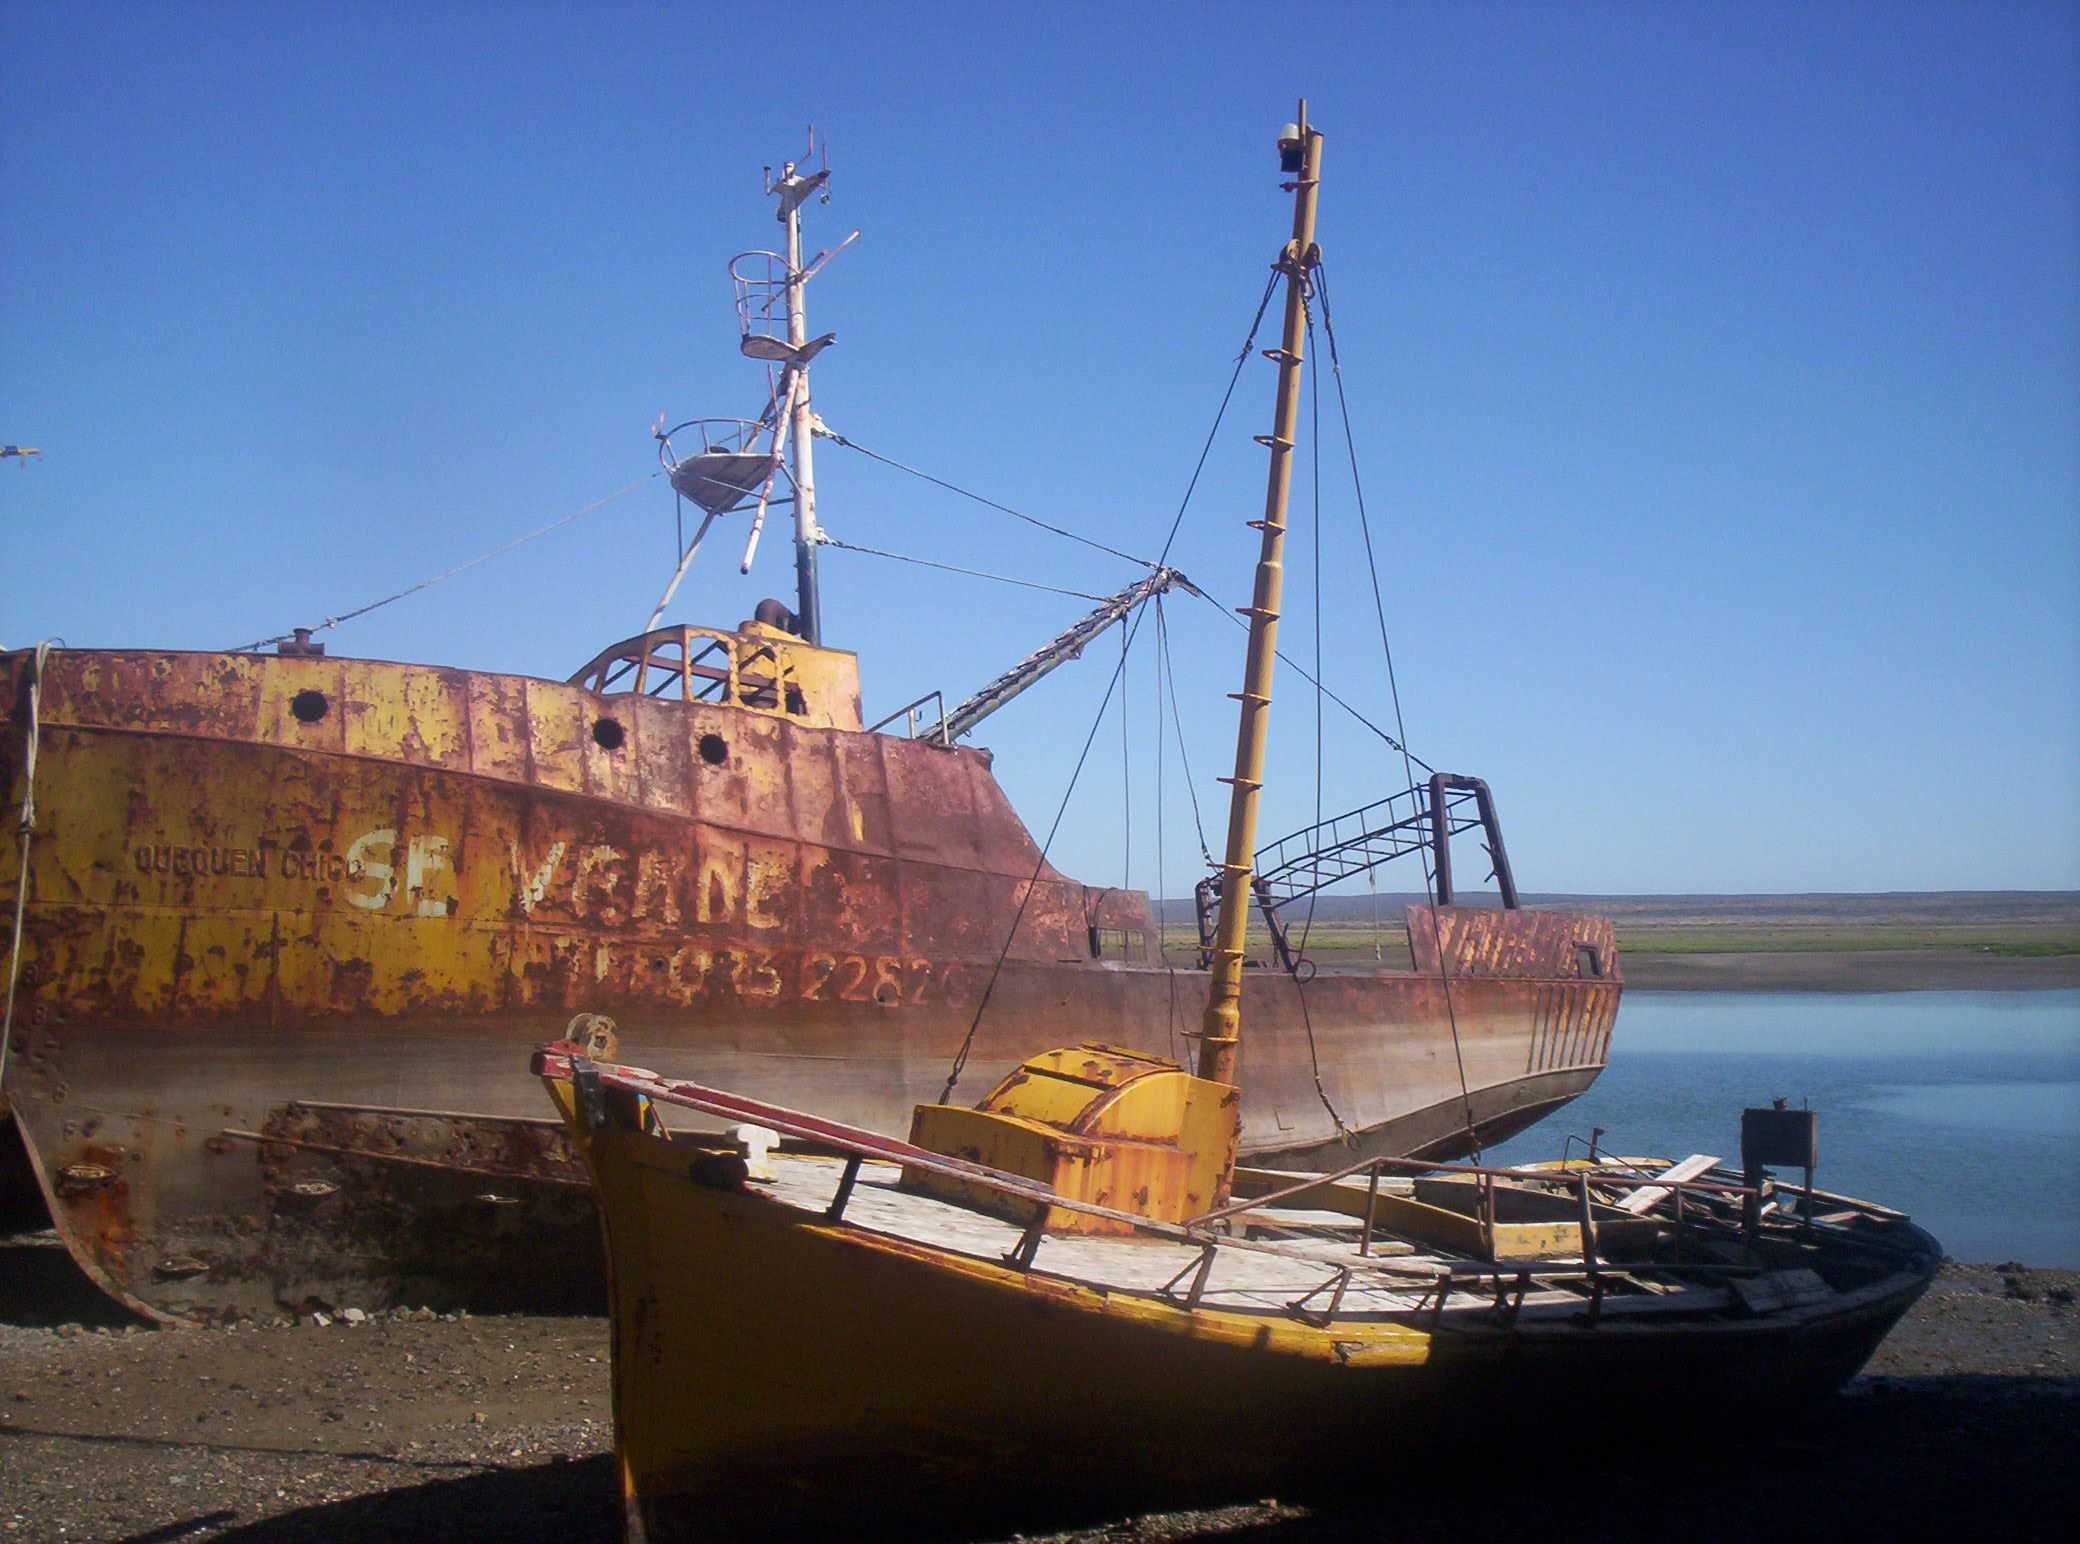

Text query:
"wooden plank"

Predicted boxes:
[[1360, 1193, 1489, 1256], [1232, 1165, 1416, 1201], [1791, 1183, 1910, 1222], [1730, 1268, 1833, 1315], [1248, 1207, 1372, 1229], [1613, 1154, 1720, 1215], [1510, 1287, 1737, 1322]]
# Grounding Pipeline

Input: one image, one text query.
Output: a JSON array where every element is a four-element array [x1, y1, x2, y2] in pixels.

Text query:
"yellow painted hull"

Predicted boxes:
[[567, 1103, 1933, 1539]]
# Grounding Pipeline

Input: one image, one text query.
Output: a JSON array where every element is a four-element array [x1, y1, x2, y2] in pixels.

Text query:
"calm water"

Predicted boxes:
[[1486, 990, 2080, 1266]]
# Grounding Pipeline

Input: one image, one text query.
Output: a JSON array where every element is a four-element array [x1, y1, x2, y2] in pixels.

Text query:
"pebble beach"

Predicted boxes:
[[0, 1228, 2072, 1543]]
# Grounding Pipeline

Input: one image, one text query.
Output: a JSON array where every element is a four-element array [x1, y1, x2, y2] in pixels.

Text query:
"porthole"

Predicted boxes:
[[698, 733, 728, 766], [592, 717, 626, 751], [290, 689, 329, 725]]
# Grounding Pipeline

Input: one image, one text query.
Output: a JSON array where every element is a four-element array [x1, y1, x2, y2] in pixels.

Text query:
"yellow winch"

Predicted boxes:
[[904, 1043, 1240, 1234]]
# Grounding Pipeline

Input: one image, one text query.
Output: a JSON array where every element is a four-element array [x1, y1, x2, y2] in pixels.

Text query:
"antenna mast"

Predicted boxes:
[[773, 132, 831, 644], [1197, 103, 1323, 1088]]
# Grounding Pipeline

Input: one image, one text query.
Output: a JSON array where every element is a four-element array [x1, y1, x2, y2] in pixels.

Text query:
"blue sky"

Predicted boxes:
[[3, 1, 2075, 896]]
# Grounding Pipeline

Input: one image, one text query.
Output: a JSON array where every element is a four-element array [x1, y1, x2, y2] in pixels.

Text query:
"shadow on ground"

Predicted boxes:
[[124, 1376, 2080, 1544], [0, 1232, 143, 1329], [119, 1456, 618, 1544]]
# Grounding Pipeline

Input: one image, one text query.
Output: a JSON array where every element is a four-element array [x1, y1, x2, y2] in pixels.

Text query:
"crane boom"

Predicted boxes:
[[941, 567, 1197, 743]]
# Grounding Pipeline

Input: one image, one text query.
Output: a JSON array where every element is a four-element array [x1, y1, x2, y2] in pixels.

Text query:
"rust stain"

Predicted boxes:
[[0, 635, 1620, 1318]]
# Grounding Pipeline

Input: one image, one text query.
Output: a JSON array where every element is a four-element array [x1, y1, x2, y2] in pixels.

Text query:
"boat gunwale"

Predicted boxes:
[[595, 1101, 1941, 1346], [542, 1042, 1942, 1331]]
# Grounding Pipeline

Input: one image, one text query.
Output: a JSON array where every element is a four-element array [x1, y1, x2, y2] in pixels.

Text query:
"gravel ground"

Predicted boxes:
[[0, 1231, 2074, 1543]]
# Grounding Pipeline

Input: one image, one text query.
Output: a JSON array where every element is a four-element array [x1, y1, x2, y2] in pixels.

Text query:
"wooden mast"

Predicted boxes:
[[1197, 103, 1323, 1088]]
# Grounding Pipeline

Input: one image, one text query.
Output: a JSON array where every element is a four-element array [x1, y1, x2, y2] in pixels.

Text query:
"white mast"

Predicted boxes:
[[773, 150, 829, 644], [653, 136, 854, 640]]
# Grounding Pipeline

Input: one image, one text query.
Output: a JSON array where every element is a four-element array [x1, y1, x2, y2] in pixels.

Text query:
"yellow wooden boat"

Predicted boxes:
[[532, 1040, 1930, 1539], [536, 108, 1939, 1538], [536, 1046, 1937, 1538]]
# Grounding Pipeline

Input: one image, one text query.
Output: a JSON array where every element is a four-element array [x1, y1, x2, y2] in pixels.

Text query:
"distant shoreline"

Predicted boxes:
[[1166, 890, 2080, 992], [1621, 949, 2080, 993]]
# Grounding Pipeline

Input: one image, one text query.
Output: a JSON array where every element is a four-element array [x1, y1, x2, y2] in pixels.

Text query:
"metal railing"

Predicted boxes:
[[866, 690, 950, 744]]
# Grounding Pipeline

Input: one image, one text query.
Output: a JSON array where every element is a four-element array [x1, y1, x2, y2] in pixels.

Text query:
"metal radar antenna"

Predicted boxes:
[[650, 129, 858, 642]]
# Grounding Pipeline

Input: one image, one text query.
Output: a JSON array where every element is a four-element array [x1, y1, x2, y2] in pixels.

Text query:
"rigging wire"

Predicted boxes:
[[1158, 601, 1214, 866], [818, 537, 1112, 601], [1155, 597, 1180, 1061], [819, 430, 1158, 570], [233, 472, 661, 652], [1119, 619, 1131, 891], [1315, 257, 1483, 1158], [1280, 293, 1350, 1144], [1186, 586, 1430, 770], [1153, 270, 1281, 570], [937, 600, 1151, 1104], [1299, 300, 1326, 963], [938, 270, 1281, 1103]]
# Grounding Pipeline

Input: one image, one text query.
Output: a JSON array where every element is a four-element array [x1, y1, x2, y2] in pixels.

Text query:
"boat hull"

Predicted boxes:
[[0, 647, 1621, 1320], [574, 1115, 1934, 1541]]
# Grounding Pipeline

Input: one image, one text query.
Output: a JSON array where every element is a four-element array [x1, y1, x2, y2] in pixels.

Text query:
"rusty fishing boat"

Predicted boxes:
[[3, 123, 1624, 1326], [539, 109, 1939, 1540]]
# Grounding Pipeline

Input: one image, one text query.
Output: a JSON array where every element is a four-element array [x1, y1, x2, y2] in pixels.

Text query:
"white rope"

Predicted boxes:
[[0, 640, 53, 1093]]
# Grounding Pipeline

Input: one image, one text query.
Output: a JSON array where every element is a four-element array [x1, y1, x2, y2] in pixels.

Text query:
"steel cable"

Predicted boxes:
[[819, 432, 1157, 569], [819, 538, 1111, 601], [234, 472, 661, 652], [938, 272, 1281, 1102], [1315, 258, 1482, 1158]]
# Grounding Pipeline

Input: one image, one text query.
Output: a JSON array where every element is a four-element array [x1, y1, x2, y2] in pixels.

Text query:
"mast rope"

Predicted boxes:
[[1155, 598, 1181, 1060], [938, 270, 1281, 1103], [937, 601, 1148, 1105], [1299, 298, 1326, 966], [1119, 619, 1131, 890], [818, 431, 1158, 569], [233, 472, 661, 652], [1154, 270, 1280, 566], [1283, 294, 1351, 1142], [1157, 600, 1214, 866], [1186, 586, 1430, 770], [818, 537, 1112, 601], [1315, 258, 1482, 1158]]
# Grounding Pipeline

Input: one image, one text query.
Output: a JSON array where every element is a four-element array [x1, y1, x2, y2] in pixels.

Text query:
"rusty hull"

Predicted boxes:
[[0, 644, 1621, 1321]]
